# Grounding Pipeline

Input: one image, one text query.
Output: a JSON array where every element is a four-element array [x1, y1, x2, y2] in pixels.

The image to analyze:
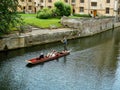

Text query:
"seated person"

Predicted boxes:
[[47, 50, 58, 57], [61, 50, 67, 53], [51, 50, 58, 57], [52, 53, 56, 57], [39, 53, 44, 59], [47, 52, 51, 57]]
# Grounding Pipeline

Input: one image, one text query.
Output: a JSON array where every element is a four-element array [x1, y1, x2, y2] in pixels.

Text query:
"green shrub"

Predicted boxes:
[[64, 4, 71, 16], [37, 8, 52, 19], [54, 1, 65, 16], [17, 11, 25, 14], [51, 8, 58, 17], [73, 14, 91, 17], [36, 10, 41, 18], [54, 0, 71, 17]]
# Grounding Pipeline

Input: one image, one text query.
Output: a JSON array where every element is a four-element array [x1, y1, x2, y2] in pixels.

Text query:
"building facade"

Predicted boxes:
[[18, 0, 56, 13], [69, 0, 120, 17], [18, 0, 36, 13], [18, 0, 120, 17]]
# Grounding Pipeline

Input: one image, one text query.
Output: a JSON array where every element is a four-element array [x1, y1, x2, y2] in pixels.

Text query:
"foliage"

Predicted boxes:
[[36, 1, 71, 19], [64, 4, 71, 16], [37, 8, 52, 19], [54, 1, 71, 17], [54, 1, 65, 16], [0, 0, 22, 34], [51, 8, 58, 17], [73, 14, 91, 17]]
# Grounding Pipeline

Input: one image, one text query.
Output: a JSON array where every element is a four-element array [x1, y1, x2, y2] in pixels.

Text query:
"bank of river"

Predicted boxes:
[[0, 18, 120, 52], [0, 27, 120, 90]]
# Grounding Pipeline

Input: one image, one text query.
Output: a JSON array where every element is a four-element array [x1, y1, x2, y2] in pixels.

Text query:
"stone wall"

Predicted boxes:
[[0, 35, 25, 51], [23, 31, 75, 47], [0, 17, 115, 51], [61, 16, 115, 36], [0, 30, 78, 51]]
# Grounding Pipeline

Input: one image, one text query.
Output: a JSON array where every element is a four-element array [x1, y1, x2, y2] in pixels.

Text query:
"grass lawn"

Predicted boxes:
[[20, 14, 62, 28]]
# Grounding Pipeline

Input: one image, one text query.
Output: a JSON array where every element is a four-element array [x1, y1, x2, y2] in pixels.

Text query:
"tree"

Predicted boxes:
[[64, 4, 71, 16], [54, 1, 65, 16], [54, 1, 71, 17], [0, 0, 22, 34]]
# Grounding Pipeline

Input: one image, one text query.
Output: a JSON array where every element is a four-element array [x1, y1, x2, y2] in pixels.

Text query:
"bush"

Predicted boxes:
[[64, 4, 71, 16], [17, 11, 25, 14], [37, 8, 52, 19], [54, 1, 65, 16], [54, 1, 71, 17], [73, 14, 91, 17], [51, 8, 57, 17]]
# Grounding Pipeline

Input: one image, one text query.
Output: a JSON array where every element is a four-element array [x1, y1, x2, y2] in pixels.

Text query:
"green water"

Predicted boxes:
[[0, 28, 120, 90]]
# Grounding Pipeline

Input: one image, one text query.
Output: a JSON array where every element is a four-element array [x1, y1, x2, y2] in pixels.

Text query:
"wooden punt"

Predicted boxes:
[[26, 51, 70, 64]]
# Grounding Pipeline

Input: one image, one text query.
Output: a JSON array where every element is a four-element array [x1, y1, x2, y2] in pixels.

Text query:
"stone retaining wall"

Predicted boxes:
[[0, 30, 78, 51], [61, 16, 114, 36], [0, 17, 116, 51]]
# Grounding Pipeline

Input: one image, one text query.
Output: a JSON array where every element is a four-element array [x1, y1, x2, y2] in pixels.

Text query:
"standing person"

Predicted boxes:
[[61, 36, 67, 50]]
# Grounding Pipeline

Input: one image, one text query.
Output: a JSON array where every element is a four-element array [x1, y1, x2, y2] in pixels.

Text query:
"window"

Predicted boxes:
[[23, 7, 25, 9], [28, 0, 32, 2], [106, 0, 110, 3], [21, 0, 24, 2], [40, 0, 43, 3], [106, 7, 110, 14], [28, 6, 32, 10], [119, 0, 120, 3], [65, 0, 68, 3], [72, 0, 75, 3], [80, 7, 84, 12], [48, 6, 52, 8], [41, 6, 43, 9], [80, 0, 84, 3], [91, 2, 97, 6], [48, 0, 52, 2]]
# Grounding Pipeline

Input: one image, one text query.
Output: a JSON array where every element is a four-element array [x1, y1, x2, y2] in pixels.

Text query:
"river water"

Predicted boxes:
[[0, 28, 120, 90]]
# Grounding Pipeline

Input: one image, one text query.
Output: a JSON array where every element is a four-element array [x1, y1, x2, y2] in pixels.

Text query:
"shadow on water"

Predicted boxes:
[[69, 29, 114, 52], [114, 27, 120, 45], [0, 30, 114, 60], [26, 62, 45, 68], [1, 28, 120, 90], [0, 42, 63, 62]]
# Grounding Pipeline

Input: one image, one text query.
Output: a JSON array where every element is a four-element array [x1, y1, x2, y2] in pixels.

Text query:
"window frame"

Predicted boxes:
[[80, 0, 84, 3], [106, 7, 110, 14], [91, 2, 97, 6], [80, 7, 84, 12], [106, 0, 110, 3]]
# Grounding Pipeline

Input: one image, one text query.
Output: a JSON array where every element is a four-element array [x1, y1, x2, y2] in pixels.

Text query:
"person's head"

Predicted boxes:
[[40, 53, 43, 55]]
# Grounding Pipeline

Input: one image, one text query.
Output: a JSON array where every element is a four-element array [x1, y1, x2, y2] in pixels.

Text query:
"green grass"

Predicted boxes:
[[20, 14, 62, 28]]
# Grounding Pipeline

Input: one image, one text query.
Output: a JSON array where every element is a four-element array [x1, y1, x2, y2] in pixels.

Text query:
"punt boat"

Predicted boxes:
[[26, 51, 70, 64]]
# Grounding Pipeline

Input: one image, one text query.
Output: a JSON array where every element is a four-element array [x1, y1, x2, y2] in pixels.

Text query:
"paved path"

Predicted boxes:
[[23, 27, 73, 36], [23, 22, 120, 36], [4, 22, 120, 38]]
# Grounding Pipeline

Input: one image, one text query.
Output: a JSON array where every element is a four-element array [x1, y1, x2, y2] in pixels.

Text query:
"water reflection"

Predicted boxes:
[[0, 29, 120, 90]]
